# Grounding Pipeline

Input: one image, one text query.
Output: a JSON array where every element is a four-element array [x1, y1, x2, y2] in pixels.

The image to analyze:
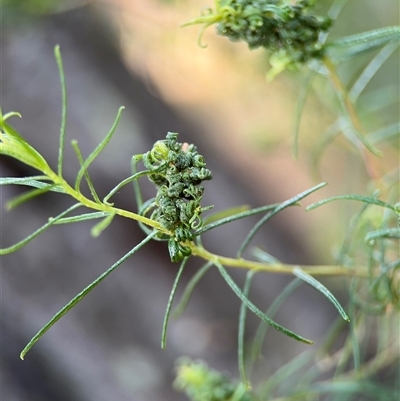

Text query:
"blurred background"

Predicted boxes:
[[1, 1, 399, 400]]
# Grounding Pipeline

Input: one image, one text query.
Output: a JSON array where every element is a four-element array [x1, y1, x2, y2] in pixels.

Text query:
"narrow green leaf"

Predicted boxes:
[[348, 280, 361, 372], [2, 110, 22, 121], [252, 248, 280, 264], [90, 212, 115, 237], [336, 203, 370, 266], [292, 71, 315, 159], [161, 258, 188, 350], [238, 270, 254, 389], [367, 123, 400, 144], [259, 349, 314, 398], [196, 203, 281, 236], [326, 26, 400, 62], [131, 155, 144, 210], [313, 380, 396, 400], [20, 231, 155, 359], [349, 43, 399, 101], [202, 205, 250, 226], [172, 261, 213, 318], [310, 119, 343, 178], [216, 262, 313, 344], [54, 45, 67, 177], [306, 195, 396, 212], [52, 212, 109, 225], [293, 267, 350, 322], [0, 203, 82, 255], [0, 120, 52, 173], [251, 278, 302, 361], [74, 106, 125, 192], [71, 140, 100, 203], [238, 183, 327, 257], [365, 227, 400, 243], [103, 169, 153, 205], [370, 258, 400, 292], [0, 176, 65, 193], [6, 186, 54, 210]]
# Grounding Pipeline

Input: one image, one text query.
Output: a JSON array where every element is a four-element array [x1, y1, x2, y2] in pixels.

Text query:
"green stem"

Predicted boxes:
[[45, 169, 167, 233], [189, 244, 368, 278]]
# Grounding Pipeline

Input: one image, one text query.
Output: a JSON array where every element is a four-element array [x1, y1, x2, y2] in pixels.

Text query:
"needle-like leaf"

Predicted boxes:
[[20, 232, 155, 359], [216, 262, 313, 344]]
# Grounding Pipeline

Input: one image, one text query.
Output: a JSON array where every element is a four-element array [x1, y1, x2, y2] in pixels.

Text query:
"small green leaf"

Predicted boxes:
[[172, 261, 213, 318], [365, 227, 400, 243], [103, 169, 153, 205], [238, 270, 254, 388], [0, 203, 82, 255], [197, 203, 281, 235], [52, 212, 109, 225], [161, 258, 188, 350], [54, 45, 67, 177], [71, 140, 100, 203], [20, 232, 155, 359], [251, 278, 303, 361], [90, 212, 115, 237], [238, 182, 327, 257], [293, 267, 350, 322], [0, 176, 65, 193], [326, 26, 400, 62], [292, 71, 316, 159], [202, 205, 250, 226], [252, 248, 280, 264], [0, 119, 52, 174], [216, 262, 313, 345], [74, 106, 125, 191], [306, 195, 396, 212], [6, 186, 54, 210]]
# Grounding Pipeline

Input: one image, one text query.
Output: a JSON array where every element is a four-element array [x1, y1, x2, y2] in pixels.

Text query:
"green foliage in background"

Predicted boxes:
[[1, 1, 399, 400]]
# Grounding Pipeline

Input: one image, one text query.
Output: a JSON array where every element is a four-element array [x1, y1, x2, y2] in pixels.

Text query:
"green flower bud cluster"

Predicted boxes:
[[184, 0, 331, 73], [143, 133, 212, 262], [174, 359, 255, 401]]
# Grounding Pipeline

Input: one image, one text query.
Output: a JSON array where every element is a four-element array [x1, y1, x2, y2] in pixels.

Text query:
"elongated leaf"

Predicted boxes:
[[74, 106, 125, 191], [252, 248, 280, 264], [54, 45, 67, 177], [293, 267, 350, 322], [20, 232, 155, 359], [259, 349, 314, 398], [349, 43, 399, 101], [313, 380, 396, 400], [238, 270, 254, 388], [0, 120, 51, 174], [196, 203, 281, 236], [0, 176, 65, 193], [292, 71, 315, 159], [71, 140, 100, 203], [365, 227, 400, 243], [103, 169, 153, 205], [216, 262, 313, 344], [6, 186, 54, 210], [202, 205, 250, 226], [238, 183, 327, 257], [251, 278, 302, 361], [172, 261, 213, 318], [161, 258, 188, 349], [52, 212, 109, 225], [367, 123, 400, 144], [0, 203, 82, 255], [90, 212, 115, 237], [306, 195, 396, 212], [326, 26, 400, 63]]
